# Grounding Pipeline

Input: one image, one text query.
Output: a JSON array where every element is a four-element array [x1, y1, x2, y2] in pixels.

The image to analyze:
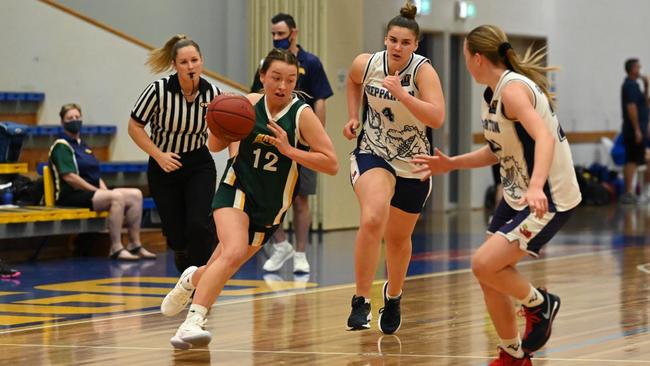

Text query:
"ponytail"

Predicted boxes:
[[146, 34, 202, 74]]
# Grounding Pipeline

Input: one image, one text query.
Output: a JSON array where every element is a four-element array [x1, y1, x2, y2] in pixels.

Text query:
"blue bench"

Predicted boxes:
[[0, 92, 45, 102]]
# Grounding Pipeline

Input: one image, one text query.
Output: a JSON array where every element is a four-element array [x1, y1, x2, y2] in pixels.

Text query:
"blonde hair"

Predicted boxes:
[[146, 34, 202, 74], [466, 25, 557, 108], [59, 103, 82, 121]]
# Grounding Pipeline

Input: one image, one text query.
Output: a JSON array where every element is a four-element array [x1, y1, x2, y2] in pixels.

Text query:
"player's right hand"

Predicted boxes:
[[155, 152, 183, 173], [411, 148, 455, 180], [343, 118, 360, 140]]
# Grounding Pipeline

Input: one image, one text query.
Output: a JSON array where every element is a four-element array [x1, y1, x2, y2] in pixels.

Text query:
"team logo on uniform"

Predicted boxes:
[[489, 100, 498, 114], [253, 133, 273, 146], [299, 67, 306, 75], [401, 74, 411, 86], [519, 224, 532, 239]]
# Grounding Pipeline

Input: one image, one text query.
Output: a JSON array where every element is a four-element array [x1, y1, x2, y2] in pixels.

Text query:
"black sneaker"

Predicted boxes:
[[347, 295, 371, 330], [521, 288, 560, 352], [0, 260, 20, 279], [378, 281, 401, 334]]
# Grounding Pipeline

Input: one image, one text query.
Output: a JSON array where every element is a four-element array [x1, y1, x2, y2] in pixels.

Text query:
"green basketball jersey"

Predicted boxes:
[[221, 96, 309, 226]]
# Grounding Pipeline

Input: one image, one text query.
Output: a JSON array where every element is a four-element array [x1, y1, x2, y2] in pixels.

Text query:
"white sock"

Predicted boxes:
[[294, 252, 306, 258], [180, 271, 195, 291], [187, 304, 208, 319], [520, 286, 543, 307], [387, 290, 402, 300], [275, 240, 291, 249], [500, 335, 524, 358]]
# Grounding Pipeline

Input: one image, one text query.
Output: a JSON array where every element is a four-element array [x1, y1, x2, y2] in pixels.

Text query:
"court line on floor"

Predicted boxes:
[[0, 248, 615, 335], [0, 342, 648, 364]]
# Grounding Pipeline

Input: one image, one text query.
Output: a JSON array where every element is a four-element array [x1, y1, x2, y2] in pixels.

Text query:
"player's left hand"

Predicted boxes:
[[518, 187, 548, 219], [267, 119, 290, 154], [382, 71, 406, 100]]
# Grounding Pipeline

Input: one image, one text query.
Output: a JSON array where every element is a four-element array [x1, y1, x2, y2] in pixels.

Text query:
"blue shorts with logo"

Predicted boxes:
[[349, 151, 431, 214], [487, 200, 575, 256]]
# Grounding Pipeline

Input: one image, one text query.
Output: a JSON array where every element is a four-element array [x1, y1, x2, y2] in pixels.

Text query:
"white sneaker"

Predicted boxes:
[[293, 252, 310, 273], [161, 266, 197, 316], [263, 241, 294, 271], [170, 313, 211, 349]]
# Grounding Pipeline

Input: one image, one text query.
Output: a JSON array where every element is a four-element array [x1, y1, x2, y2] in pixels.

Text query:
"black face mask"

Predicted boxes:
[[63, 120, 82, 134]]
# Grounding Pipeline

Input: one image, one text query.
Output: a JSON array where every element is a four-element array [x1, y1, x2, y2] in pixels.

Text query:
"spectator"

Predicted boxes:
[[620, 58, 650, 204], [50, 103, 154, 261]]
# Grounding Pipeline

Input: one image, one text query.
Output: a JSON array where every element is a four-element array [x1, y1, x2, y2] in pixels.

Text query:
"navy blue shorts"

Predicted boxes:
[[350, 152, 431, 214], [487, 200, 575, 256]]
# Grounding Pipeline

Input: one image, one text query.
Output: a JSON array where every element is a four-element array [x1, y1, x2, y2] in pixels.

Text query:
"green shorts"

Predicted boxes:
[[212, 182, 279, 246]]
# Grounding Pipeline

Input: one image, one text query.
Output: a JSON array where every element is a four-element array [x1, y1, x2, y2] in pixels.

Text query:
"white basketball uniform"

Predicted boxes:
[[357, 50, 432, 179], [482, 70, 581, 212]]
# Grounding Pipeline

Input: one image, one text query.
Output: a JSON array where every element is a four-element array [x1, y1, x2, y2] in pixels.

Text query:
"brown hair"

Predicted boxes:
[[59, 103, 82, 120], [466, 25, 557, 108], [260, 48, 299, 74], [146, 34, 202, 74], [386, 1, 419, 39]]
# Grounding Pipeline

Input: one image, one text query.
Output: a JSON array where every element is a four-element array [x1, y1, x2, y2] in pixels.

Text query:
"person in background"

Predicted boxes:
[[619, 58, 650, 204], [128, 34, 220, 271], [50, 103, 154, 261]]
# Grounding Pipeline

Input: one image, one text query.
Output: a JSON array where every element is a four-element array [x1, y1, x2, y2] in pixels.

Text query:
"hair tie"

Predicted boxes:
[[498, 42, 512, 58]]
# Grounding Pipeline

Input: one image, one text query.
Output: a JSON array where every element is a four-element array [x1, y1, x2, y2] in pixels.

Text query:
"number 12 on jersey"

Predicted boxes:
[[252, 148, 279, 172]]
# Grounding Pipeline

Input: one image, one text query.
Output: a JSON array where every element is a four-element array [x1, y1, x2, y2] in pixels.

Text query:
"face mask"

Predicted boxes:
[[63, 120, 82, 134], [273, 36, 291, 50]]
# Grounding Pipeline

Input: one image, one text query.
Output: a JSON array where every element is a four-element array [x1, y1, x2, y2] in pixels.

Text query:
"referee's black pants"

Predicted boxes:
[[147, 145, 217, 272]]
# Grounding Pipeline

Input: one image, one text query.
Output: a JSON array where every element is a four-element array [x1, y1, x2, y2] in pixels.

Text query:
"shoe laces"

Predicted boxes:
[[379, 296, 401, 315], [519, 306, 542, 337]]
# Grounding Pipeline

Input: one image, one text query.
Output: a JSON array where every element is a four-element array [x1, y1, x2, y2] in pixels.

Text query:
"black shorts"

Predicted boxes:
[[623, 131, 647, 165], [57, 190, 94, 209], [212, 182, 279, 246], [487, 200, 574, 256], [349, 152, 431, 214]]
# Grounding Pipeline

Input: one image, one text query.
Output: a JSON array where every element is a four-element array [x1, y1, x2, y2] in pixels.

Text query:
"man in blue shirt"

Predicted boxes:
[[251, 13, 333, 275], [620, 58, 650, 204]]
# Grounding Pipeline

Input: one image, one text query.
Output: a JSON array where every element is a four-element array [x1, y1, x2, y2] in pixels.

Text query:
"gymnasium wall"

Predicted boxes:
[[57, 0, 250, 86], [0, 0, 237, 175]]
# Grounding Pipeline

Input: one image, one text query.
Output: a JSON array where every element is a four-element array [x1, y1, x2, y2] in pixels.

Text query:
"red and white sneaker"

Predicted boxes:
[[489, 347, 533, 366]]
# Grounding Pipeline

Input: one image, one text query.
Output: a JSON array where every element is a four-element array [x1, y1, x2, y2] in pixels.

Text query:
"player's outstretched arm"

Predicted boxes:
[[411, 145, 498, 180]]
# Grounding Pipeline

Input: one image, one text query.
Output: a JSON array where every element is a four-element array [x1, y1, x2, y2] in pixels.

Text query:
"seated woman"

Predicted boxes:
[[49, 103, 155, 261]]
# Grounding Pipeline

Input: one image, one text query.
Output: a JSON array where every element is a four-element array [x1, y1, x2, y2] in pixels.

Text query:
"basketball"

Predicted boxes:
[[206, 94, 255, 141]]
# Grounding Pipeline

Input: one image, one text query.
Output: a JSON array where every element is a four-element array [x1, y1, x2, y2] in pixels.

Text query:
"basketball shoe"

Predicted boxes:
[[263, 241, 294, 272], [521, 288, 561, 352], [0, 260, 20, 278], [347, 295, 371, 330], [161, 266, 197, 316], [378, 281, 402, 334], [170, 312, 211, 349], [489, 347, 532, 366]]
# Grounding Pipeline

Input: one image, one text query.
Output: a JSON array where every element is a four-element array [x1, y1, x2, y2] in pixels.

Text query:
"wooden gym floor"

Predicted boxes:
[[1, 204, 649, 365]]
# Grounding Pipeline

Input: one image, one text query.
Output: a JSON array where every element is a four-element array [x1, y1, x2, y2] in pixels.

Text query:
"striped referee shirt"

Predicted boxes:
[[131, 73, 221, 153]]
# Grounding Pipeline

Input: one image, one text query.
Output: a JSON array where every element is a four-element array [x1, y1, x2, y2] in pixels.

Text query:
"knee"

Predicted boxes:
[[471, 253, 493, 280], [220, 247, 248, 268], [360, 211, 386, 232], [108, 191, 125, 207]]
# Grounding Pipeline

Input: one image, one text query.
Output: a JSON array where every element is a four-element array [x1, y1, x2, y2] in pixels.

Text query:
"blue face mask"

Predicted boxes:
[[63, 120, 82, 134], [273, 36, 291, 50]]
